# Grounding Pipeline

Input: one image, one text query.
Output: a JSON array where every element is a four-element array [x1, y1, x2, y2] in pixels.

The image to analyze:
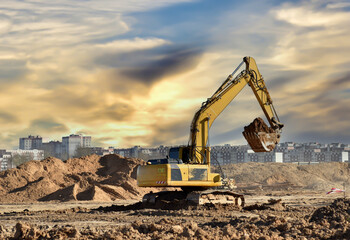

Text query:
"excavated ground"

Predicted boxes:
[[1, 156, 350, 239], [0, 193, 348, 239]]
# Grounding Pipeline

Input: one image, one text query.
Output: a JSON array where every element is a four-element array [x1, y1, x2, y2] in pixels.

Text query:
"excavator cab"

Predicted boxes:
[[168, 146, 191, 163]]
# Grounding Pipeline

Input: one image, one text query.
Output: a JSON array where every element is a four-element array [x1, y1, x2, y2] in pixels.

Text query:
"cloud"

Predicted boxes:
[[274, 71, 350, 144], [0, 15, 12, 34], [281, 108, 350, 144], [28, 118, 69, 133], [37, 87, 98, 111], [178, 0, 350, 145], [120, 47, 202, 84], [263, 69, 309, 92], [93, 45, 203, 97], [96, 38, 171, 52], [0, 59, 27, 83], [89, 103, 136, 123], [273, 5, 350, 27], [210, 127, 245, 145], [0, 0, 202, 149], [0, 0, 349, 150], [326, 2, 350, 9], [0, 111, 18, 123], [34, 86, 137, 125], [267, 1, 350, 71], [92, 136, 118, 148], [0, 118, 69, 149], [293, 130, 350, 144], [123, 118, 191, 147]]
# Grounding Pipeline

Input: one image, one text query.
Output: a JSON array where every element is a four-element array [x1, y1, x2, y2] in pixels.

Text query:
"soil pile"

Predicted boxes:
[[221, 162, 350, 191], [0, 154, 157, 203], [310, 198, 350, 223]]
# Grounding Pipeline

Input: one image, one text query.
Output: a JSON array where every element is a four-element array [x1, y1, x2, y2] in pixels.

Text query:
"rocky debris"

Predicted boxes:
[[244, 198, 286, 211], [310, 198, 350, 223], [1, 198, 350, 239], [0, 154, 159, 203], [13, 222, 80, 239]]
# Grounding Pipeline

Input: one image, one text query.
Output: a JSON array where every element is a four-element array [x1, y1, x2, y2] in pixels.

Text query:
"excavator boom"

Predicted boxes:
[[189, 56, 283, 163]]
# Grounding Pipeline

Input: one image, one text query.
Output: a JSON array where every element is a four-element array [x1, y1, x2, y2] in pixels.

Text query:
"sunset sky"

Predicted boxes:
[[0, 0, 349, 149]]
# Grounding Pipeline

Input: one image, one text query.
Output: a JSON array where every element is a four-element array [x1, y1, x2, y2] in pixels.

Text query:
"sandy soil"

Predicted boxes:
[[0, 154, 162, 203]]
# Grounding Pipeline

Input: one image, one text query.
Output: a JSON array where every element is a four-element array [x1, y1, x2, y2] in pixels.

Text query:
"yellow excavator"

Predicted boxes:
[[137, 56, 284, 206]]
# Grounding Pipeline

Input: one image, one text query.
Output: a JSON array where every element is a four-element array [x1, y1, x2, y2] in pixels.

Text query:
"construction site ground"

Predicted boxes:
[[0, 191, 349, 239], [1, 155, 350, 239]]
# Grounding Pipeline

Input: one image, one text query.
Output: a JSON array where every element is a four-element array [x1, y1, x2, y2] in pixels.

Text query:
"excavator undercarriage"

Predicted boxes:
[[142, 189, 245, 209]]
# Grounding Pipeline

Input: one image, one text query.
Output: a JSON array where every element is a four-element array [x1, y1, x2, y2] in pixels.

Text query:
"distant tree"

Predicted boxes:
[[74, 147, 93, 158], [9, 153, 34, 167], [43, 148, 56, 159]]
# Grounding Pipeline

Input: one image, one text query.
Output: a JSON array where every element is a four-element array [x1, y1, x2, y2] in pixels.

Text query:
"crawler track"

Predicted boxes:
[[141, 190, 245, 209]]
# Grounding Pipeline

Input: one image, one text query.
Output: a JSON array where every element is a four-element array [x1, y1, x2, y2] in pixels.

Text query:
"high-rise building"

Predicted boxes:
[[42, 141, 62, 158], [61, 134, 92, 159], [19, 135, 42, 150], [82, 136, 91, 148]]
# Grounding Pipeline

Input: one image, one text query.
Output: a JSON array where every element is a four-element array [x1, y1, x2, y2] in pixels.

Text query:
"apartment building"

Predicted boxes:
[[61, 134, 92, 159], [19, 135, 42, 150]]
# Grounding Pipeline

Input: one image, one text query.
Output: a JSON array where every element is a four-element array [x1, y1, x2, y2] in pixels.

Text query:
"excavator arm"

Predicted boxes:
[[189, 56, 283, 164]]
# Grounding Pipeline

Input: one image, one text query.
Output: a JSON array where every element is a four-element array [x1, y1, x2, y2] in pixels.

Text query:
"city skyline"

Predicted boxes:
[[9, 133, 350, 150], [2, 122, 350, 150], [0, 0, 349, 149], [1, 136, 349, 171]]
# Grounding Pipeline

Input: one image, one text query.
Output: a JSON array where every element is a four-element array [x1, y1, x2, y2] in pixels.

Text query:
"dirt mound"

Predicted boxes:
[[264, 174, 288, 185], [221, 162, 350, 191], [0, 154, 158, 203], [2, 155, 350, 203], [310, 198, 350, 223]]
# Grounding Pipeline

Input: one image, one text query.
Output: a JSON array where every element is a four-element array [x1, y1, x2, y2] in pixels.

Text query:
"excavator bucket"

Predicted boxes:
[[242, 117, 280, 152]]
